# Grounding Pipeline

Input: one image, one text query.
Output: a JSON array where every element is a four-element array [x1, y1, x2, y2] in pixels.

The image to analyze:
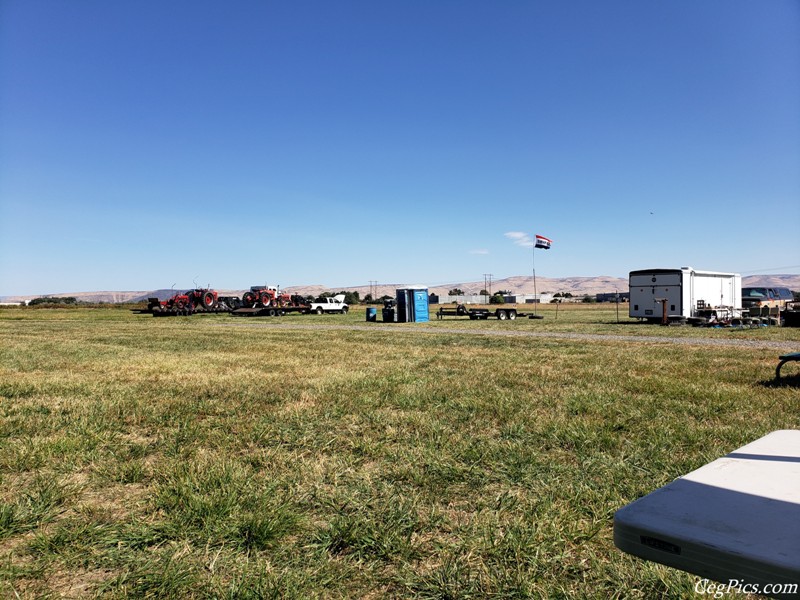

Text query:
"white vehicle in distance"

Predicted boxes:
[[309, 294, 349, 315]]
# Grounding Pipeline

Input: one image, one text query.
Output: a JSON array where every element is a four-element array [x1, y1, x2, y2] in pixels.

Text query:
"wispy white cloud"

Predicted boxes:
[[469, 249, 489, 255], [504, 231, 534, 248]]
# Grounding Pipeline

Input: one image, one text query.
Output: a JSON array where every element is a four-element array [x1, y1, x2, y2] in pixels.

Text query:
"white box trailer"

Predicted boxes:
[[629, 267, 742, 322]]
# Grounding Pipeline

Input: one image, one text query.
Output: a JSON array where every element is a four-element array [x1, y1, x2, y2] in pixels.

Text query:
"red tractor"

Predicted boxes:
[[184, 288, 219, 310], [241, 286, 307, 310], [149, 288, 220, 316], [242, 286, 276, 307], [150, 291, 192, 315]]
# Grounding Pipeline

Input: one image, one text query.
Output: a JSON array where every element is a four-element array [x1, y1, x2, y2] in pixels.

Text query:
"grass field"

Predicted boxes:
[[1, 305, 798, 598]]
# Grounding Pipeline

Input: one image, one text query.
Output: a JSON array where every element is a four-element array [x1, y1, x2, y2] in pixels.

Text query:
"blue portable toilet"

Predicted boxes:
[[395, 287, 429, 323]]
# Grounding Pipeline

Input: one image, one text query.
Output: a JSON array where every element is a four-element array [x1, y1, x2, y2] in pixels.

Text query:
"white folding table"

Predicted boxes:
[[614, 430, 800, 598]]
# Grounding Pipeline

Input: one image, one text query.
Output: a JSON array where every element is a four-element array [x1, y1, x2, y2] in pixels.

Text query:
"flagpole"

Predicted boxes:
[[532, 241, 537, 316]]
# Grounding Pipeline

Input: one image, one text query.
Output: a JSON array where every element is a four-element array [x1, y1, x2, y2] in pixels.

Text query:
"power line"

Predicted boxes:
[[740, 265, 800, 275]]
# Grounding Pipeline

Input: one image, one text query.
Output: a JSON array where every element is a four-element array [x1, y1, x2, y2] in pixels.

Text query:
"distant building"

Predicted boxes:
[[436, 293, 553, 305], [596, 292, 629, 303]]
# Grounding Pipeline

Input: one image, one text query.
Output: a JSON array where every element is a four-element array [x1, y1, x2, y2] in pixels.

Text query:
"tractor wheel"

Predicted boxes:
[[261, 293, 272, 306], [242, 292, 256, 307], [316, 307, 324, 315], [202, 292, 215, 308]]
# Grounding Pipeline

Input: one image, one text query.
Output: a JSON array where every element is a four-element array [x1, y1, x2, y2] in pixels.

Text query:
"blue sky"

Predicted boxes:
[[1, 1, 798, 295]]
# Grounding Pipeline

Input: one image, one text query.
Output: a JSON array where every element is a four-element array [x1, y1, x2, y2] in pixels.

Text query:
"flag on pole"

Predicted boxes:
[[534, 235, 552, 250]]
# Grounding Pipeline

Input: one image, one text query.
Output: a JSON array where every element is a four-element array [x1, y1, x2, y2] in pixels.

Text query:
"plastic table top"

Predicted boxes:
[[614, 430, 800, 598]]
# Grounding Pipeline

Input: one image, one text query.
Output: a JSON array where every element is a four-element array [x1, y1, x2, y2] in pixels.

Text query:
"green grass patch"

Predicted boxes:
[[0, 306, 798, 597]]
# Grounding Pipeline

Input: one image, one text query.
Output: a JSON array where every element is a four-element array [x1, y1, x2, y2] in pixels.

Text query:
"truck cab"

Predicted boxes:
[[309, 294, 349, 315]]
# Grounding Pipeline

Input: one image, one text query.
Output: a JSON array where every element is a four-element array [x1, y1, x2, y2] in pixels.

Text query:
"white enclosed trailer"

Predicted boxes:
[[629, 267, 742, 322]]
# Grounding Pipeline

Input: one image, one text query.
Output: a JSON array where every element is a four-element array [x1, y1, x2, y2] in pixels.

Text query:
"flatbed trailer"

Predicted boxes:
[[152, 304, 234, 317], [230, 305, 309, 317], [436, 305, 526, 321], [134, 295, 241, 317]]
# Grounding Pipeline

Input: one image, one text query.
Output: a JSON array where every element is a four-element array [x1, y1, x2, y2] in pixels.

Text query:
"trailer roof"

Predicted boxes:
[[629, 268, 740, 278]]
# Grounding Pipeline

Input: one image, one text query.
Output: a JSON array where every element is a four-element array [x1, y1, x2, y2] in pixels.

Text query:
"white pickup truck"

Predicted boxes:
[[308, 294, 349, 315]]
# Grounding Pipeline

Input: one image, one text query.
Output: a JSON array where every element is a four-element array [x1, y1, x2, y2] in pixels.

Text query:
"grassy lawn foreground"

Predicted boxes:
[[1, 306, 798, 598]]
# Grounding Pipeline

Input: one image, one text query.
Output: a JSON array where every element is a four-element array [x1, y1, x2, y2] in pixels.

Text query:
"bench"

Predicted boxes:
[[776, 352, 800, 380]]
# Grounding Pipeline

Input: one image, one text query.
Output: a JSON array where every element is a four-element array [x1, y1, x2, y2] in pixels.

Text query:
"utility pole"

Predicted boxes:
[[483, 273, 493, 301]]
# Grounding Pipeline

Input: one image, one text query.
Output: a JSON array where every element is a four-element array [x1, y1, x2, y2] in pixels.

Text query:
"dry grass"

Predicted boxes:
[[0, 305, 798, 598]]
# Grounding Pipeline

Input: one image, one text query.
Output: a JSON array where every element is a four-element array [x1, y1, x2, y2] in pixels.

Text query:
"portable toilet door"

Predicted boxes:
[[395, 289, 410, 323], [412, 289, 429, 323]]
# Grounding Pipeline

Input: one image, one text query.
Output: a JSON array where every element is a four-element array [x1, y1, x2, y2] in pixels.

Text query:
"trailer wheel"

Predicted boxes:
[[268, 308, 277, 317], [316, 307, 324, 315], [497, 310, 507, 320], [508, 311, 516, 320]]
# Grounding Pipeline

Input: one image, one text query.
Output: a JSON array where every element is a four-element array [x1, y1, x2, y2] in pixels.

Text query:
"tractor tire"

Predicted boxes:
[[202, 292, 215, 308], [316, 307, 324, 315], [242, 292, 256, 307]]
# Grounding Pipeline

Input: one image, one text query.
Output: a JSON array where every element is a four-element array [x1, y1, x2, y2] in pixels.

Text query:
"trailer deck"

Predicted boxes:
[[436, 306, 527, 321], [230, 306, 308, 317]]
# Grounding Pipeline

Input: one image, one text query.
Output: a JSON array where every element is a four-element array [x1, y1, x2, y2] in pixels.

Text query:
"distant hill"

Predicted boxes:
[[284, 274, 800, 299], [742, 274, 800, 290], [2, 274, 798, 304]]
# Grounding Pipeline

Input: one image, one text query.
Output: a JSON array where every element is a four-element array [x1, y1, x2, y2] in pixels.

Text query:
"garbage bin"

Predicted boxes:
[[382, 307, 395, 322], [366, 307, 377, 322]]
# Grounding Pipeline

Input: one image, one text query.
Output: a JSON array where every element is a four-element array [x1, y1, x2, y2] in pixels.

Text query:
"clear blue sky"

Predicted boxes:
[[1, 1, 798, 295]]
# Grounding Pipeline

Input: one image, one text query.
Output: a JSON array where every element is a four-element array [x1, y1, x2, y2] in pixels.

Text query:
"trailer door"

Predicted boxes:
[[630, 272, 682, 319]]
